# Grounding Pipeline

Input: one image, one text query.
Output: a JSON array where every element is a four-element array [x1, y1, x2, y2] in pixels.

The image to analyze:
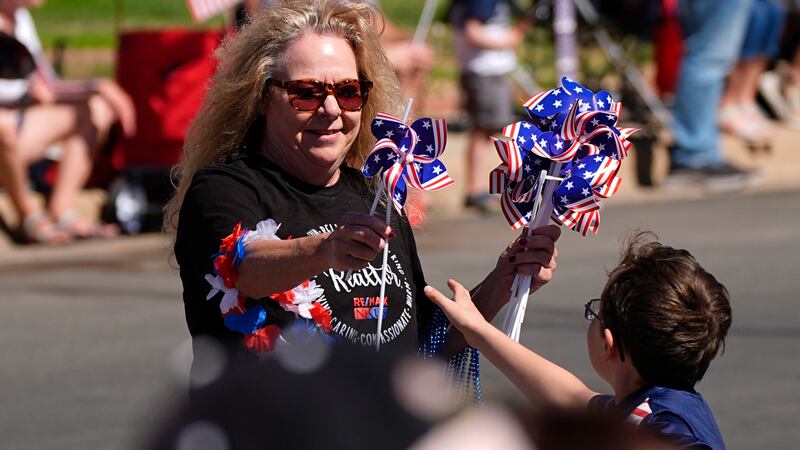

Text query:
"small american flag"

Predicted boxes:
[[185, 0, 240, 22]]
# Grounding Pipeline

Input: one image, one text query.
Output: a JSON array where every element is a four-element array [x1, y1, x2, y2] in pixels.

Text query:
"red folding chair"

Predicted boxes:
[[102, 23, 224, 233]]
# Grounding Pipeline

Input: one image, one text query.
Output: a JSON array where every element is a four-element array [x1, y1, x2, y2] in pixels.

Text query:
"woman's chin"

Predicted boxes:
[[301, 133, 351, 163]]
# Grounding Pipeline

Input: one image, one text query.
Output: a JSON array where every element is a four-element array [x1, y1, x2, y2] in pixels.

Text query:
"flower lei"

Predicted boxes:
[[205, 219, 334, 354]]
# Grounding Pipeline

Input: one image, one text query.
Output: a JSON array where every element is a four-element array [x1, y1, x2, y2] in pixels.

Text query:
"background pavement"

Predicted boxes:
[[0, 127, 798, 449]]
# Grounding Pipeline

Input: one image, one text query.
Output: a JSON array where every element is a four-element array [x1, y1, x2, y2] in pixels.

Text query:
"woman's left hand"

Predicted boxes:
[[493, 224, 561, 293]]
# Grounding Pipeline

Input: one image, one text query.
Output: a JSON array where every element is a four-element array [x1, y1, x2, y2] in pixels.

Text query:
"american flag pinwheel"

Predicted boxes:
[[362, 112, 453, 213], [489, 137, 551, 230], [491, 76, 637, 236], [551, 154, 622, 236]]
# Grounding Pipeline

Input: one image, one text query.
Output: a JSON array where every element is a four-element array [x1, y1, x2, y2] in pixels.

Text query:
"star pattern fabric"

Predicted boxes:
[[491, 77, 636, 234], [362, 112, 453, 212]]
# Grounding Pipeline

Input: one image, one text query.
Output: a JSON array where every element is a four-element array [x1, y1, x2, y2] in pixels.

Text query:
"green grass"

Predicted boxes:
[[31, 0, 222, 49], [29, 0, 648, 89], [30, 0, 436, 49]]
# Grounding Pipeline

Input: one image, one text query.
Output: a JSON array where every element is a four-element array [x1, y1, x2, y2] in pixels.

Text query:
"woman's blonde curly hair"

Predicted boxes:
[[164, 0, 402, 234]]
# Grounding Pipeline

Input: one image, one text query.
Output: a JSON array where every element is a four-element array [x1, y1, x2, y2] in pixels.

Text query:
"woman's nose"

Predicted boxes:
[[317, 93, 341, 118]]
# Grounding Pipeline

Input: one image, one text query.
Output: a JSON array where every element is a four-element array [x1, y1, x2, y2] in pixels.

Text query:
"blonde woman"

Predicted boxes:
[[166, 0, 559, 365]]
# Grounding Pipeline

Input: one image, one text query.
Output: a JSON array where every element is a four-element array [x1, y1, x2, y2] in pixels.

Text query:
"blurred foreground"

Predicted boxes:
[[0, 188, 798, 449]]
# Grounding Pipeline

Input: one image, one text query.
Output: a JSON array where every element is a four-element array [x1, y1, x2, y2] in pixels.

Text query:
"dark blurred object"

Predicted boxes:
[[619, 81, 660, 187], [594, 0, 660, 39], [102, 167, 174, 234], [143, 343, 429, 450], [101, 29, 223, 233], [519, 406, 677, 450], [0, 32, 35, 80], [51, 37, 67, 77]]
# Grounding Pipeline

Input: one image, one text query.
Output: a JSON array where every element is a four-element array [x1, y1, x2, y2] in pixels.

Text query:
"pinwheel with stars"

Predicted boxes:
[[489, 77, 636, 342], [492, 76, 636, 236], [362, 112, 453, 213]]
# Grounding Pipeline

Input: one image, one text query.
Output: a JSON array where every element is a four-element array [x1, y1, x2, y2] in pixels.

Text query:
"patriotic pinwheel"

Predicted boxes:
[[359, 108, 454, 350], [362, 112, 453, 212], [551, 154, 622, 236], [489, 137, 550, 230], [491, 77, 638, 343], [491, 76, 637, 235]]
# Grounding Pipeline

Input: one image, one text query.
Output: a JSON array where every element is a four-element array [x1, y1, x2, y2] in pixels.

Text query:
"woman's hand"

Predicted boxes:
[[424, 279, 488, 348], [494, 224, 561, 294], [322, 212, 395, 271]]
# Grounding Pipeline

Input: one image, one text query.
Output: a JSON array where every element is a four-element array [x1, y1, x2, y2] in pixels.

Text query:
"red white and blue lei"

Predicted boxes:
[[205, 219, 333, 354]]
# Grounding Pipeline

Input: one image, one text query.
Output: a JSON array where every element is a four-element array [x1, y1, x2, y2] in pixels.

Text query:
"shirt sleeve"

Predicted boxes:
[[587, 394, 615, 413], [175, 168, 265, 340], [644, 411, 710, 449]]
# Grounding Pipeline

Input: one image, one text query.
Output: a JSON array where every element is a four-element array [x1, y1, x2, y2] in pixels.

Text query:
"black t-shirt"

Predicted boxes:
[[175, 150, 433, 355]]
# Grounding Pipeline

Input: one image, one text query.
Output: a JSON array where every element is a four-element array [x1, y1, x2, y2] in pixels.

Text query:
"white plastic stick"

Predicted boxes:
[[375, 98, 414, 350], [375, 189, 393, 351], [505, 165, 563, 341], [412, 0, 439, 45], [368, 184, 383, 216], [504, 169, 547, 338]]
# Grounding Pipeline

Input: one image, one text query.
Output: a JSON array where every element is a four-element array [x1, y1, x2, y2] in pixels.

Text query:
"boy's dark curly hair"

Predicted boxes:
[[600, 232, 732, 388]]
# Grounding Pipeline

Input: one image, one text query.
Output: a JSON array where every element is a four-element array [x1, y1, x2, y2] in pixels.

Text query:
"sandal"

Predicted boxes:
[[18, 211, 70, 245], [54, 210, 120, 240]]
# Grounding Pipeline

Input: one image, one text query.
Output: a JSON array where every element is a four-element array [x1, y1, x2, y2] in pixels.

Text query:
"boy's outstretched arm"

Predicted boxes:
[[444, 225, 561, 355], [425, 280, 599, 410]]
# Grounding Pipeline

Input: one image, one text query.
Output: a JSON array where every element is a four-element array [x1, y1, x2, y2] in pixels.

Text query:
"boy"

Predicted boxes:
[[424, 233, 731, 449]]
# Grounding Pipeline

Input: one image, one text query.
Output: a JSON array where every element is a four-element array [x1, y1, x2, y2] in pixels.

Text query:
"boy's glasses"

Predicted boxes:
[[268, 78, 373, 112], [584, 298, 602, 321], [584, 297, 626, 362]]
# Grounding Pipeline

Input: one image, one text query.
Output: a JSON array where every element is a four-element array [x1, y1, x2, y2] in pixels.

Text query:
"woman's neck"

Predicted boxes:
[[258, 145, 342, 188]]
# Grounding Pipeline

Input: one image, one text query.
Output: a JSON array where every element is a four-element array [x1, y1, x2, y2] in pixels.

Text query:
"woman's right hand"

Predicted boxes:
[[322, 212, 395, 271]]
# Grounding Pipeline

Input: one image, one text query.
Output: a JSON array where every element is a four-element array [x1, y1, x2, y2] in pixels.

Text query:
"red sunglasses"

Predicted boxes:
[[268, 78, 373, 112]]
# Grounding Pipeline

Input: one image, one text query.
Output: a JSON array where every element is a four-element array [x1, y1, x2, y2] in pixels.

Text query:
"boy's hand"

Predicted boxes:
[[495, 225, 560, 293], [424, 279, 488, 347]]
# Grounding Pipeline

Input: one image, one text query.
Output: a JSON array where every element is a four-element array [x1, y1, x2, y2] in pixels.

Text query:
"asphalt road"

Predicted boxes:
[[1, 189, 798, 449]]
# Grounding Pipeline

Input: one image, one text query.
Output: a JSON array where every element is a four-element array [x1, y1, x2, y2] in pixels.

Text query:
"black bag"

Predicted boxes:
[[0, 32, 35, 79]]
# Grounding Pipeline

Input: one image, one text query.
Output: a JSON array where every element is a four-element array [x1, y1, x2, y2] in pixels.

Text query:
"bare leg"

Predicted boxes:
[[0, 109, 36, 221], [721, 61, 748, 108], [46, 96, 114, 221], [11, 97, 114, 239], [735, 57, 770, 104]]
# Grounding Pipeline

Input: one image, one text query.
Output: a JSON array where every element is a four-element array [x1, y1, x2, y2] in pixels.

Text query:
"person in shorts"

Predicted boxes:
[[451, 0, 530, 211]]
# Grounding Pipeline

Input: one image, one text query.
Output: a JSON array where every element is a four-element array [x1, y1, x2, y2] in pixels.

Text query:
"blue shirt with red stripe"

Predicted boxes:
[[589, 385, 726, 450]]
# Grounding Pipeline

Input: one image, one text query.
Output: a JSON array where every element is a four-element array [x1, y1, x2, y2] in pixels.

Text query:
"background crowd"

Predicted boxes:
[[0, 2, 797, 450], [0, 0, 798, 246]]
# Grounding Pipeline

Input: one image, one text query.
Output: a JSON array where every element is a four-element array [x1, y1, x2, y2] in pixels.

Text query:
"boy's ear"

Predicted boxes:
[[602, 328, 618, 361]]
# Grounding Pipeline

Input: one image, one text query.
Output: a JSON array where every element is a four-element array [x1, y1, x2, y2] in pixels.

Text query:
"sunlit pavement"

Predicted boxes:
[[1, 124, 799, 449]]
